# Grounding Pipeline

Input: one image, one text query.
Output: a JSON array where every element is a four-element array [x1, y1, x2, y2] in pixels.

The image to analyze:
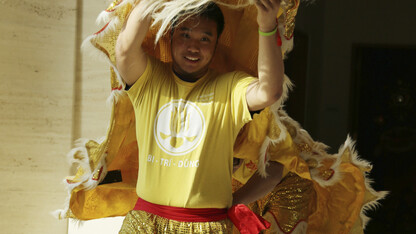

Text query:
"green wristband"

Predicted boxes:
[[258, 26, 278, 36]]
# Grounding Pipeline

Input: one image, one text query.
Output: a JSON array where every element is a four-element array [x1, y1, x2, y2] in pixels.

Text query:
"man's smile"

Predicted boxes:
[[184, 56, 200, 62]]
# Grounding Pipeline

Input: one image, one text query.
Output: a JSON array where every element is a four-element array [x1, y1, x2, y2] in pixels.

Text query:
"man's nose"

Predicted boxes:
[[187, 40, 200, 53]]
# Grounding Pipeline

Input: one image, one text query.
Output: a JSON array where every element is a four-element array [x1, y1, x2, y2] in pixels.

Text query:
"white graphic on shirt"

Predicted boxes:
[[154, 99, 205, 156]]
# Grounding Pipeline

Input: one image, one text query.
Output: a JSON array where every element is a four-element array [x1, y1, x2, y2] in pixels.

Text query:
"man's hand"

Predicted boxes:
[[255, 0, 281, 32], [232, 161, 284, 205]]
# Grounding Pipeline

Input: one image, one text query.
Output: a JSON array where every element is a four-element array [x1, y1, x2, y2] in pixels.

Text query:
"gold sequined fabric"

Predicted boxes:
[[119, 210, 232, 234], [296, 143, 313, 155], [281, 0, 299, 39], [232, 173, 316, 234], [91, 2, 133, 90], [254, 173, 316, 234], [106, 0, 124, 12], [231, 177, 244, 193]]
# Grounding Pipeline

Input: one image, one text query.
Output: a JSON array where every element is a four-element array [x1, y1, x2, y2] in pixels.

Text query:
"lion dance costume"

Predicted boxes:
[[54, 0, 387, 233]]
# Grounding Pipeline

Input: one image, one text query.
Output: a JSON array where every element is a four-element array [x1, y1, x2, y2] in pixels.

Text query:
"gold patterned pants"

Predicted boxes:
[[119, 210, 233, 233]]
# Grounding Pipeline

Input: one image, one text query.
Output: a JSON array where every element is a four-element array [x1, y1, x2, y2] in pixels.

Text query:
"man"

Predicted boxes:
[[116, 0, 285, 232]]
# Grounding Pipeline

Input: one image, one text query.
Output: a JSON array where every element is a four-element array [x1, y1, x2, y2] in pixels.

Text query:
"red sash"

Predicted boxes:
[[134, 198, 270, 234]]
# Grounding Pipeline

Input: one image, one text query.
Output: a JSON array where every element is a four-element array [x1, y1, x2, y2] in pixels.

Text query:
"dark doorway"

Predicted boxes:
[[285, 30, 309, 126], [350, 45, 416, 233]]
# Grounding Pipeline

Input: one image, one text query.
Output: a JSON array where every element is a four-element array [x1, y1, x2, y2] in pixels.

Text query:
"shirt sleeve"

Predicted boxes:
[[126, 56, 157, 106], [231, 71, 257, 130]]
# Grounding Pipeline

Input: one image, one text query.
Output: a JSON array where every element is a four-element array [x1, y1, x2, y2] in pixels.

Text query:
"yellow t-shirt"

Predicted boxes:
[[127, 57, 256, 209]]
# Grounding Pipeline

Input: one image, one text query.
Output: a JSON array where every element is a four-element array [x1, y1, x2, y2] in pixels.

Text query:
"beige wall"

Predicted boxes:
[[0, 0, 110, 233], [77, 0, 110, 140]]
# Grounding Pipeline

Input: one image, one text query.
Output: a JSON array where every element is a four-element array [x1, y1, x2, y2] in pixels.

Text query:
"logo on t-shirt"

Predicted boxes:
[[154, 99, 205, 156]]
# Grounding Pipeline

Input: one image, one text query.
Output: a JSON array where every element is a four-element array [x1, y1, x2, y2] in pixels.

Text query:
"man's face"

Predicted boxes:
[[171, 16, 218, 81]]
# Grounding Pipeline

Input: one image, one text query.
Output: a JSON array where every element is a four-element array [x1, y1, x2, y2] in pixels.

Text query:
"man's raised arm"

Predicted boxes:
[[115, 1, 152, 86], [246, 0, 284, 111]]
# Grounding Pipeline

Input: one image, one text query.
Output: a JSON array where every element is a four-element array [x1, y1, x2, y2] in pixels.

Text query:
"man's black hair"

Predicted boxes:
[[171, 2, 225, 38]]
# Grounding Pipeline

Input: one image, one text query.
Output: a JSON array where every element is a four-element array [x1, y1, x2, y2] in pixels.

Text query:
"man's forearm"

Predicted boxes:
[[246, 0, 284, 111], [257, 28, 284, 100], [117, 2, 151, 52], [232, 161, 284, 205]]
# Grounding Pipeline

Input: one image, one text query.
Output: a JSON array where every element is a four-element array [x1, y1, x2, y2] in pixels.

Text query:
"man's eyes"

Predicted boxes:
[[181, 33, 190, 38], [180, 33, 211, 42], [201, 37, 210, 42]]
